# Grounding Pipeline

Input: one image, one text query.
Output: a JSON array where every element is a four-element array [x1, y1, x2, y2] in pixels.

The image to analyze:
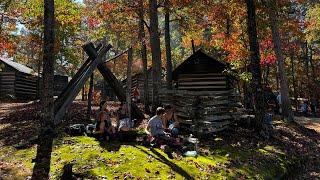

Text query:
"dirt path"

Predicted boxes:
[[294, 116, 320, 133], [0, 102, 35, 117]]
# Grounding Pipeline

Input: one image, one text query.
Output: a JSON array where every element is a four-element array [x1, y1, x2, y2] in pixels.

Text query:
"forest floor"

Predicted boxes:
[[294, 116, 320, 133], [0, 102, 319, 179]]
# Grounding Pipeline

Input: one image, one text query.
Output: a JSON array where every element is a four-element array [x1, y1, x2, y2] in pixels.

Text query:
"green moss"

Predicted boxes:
[[0, 135, 296, 179]]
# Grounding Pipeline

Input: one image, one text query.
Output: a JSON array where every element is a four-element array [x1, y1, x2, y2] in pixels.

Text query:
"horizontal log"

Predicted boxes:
[[195, 125, 229, 134], [15, 87, 37, 92], [178, 86, 227, 90], [0, 84, 15, 88], [201, 120, 231, 126], [15, 79, 37, 86], [16, 91, 36, 95], [0, 89, 15, 93], [178, 73, 224, 78], [178, 81, 227, 86], [179, 119, 193, 125], [0, 81, 15, 85], [0, 76, 15, 81], [16, 74, 37, 80], [178, 76, 226, 82], [0, 72, 15, 75], [16, 77, 37, 84], [15, 83, 37, 89], [204, 115, 233, 121]]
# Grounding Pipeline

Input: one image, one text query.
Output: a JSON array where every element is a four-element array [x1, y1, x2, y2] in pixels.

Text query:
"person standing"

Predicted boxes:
[[276, 92, 282, 114], [132, 87, 141, 103], [301, 101, 309, 117], [311, 97, 318, 117]]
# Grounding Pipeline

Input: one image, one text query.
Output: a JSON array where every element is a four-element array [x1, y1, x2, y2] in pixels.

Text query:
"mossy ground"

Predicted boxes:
[[1, 103, 319, 179], [0, 132, 292, 179]]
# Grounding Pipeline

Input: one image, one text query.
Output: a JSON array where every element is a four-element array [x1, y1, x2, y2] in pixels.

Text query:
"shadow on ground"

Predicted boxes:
[[0, 101, 93, 148]]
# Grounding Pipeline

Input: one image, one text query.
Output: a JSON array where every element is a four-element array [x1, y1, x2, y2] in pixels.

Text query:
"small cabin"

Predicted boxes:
[[0, 57, 38, 100], [160, 49, 240, 134], [173, 49, 231, 92], [0, 57, 69, 100]]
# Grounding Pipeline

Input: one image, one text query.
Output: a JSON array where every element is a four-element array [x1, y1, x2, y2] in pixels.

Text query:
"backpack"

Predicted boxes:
[[65, 124, 85, 136]]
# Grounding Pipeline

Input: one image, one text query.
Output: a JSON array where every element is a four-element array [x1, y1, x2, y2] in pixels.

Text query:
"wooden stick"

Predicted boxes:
[[53, 43, 112, 124], [105, 48, 129, 63]]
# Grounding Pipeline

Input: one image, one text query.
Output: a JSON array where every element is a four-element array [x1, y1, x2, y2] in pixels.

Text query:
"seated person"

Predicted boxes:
[[117, 102, 133, 132], [164, 105, 179, 136], [93, 110, 115, 141], [146, 107, 182, 157], [146, 107, 169, 140]]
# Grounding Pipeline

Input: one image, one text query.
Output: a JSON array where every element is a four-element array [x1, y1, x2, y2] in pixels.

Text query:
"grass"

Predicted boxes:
[[0, 133, 295, 179]]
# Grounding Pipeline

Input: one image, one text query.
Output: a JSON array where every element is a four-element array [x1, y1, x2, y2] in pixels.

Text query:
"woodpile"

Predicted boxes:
[[159, 89, 243, 134]]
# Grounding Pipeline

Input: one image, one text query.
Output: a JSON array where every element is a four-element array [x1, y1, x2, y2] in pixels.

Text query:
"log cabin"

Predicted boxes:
[[172, 49, 232, 92], [160, 49, 241, 134], [0, 57, 68, 100], [0, 57, 38, 100]]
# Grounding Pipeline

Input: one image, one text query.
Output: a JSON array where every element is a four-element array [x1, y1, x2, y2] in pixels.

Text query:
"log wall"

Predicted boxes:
[[0, 72, 15, 98], [159, 89, 242, 134], [15, 73, 37, 100], [175, 73, 229, 92], [0, 72, 37, 100]]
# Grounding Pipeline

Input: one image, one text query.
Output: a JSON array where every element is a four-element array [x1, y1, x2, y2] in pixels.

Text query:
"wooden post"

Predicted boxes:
[[127, 47, 133, 122], [191, 39, 196, 53], [87, 73, 94, 120], [84, 44, 145, 120], [53, 43, 112, 124], [54, 42, 95, 113]]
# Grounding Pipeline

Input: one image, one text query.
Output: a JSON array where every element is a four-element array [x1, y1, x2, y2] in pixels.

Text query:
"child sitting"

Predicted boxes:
[[117, 102, 134, 132], [93, 102, 116, 141]]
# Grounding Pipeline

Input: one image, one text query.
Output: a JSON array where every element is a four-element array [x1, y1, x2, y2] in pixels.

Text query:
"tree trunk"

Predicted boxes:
[[264, 65, 270, 85], [304, 41, 310, 99], [309, 47, 316, 85], [264, 0, 293, 121], [138, 0, 149, 112], [32, 0, 55, 179], [87, 74, 94, 120], [165, 0, 173, 89], [148, 0, 162, 109], [245, 0, 265, 131], [127, 48, 133, 122], [290, 50, 298, 110]]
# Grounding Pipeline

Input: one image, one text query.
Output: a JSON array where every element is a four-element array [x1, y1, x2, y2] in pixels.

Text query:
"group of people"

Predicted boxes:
[[92, 100, 180, 146], [93, 101, 133, 141], [146, 105, 180, 143]]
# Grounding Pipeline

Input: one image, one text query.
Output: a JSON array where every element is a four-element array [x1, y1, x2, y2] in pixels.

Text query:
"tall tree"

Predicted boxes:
[[149, 0, 162, 108], [138, 0, 149, 112], [245, 0, 265, 131], [32, 0, 55, 179], [262, 0, 293, 121], [127, 47, 133, 122], [165, 0, 173, 89]]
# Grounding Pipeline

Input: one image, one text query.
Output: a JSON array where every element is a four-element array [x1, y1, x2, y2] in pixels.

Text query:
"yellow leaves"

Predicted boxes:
[[306, 4, 320, 42], [182, 30, 203, 48]]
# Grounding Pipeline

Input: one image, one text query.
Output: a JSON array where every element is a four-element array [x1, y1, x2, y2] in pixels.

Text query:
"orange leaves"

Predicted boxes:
[[87, 17, 101, 29], [101, 2, 117, 14], [0, 40, 15, 56], [259, 38, 276, 66]]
